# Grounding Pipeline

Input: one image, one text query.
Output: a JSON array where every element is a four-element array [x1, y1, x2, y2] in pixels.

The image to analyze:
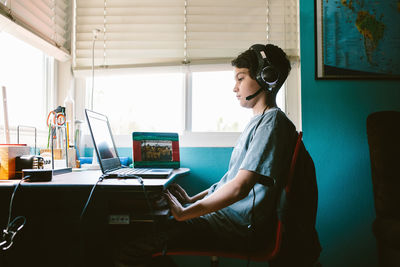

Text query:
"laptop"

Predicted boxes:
[[85, 109, 173, 179], [132, 132, 180, 169]]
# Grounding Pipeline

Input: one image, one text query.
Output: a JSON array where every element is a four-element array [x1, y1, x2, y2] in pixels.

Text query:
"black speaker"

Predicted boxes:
[[15, 155, 44, 179], [250, 44, 279, 91]]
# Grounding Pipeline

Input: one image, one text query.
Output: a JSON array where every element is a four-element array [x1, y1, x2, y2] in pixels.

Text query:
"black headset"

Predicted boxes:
[[250, 44, 279, 91]]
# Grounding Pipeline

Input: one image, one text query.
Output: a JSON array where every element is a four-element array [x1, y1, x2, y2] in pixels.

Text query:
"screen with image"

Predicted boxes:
[[132, 132, 180, 168], [141, 140, 173, 162]]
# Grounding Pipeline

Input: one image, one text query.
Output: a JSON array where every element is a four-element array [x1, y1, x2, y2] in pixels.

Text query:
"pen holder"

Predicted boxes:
[[40, 125, 72, 170]]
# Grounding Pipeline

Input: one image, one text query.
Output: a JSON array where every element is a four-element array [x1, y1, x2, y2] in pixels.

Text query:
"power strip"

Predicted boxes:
[[108, 214, 130, 225]]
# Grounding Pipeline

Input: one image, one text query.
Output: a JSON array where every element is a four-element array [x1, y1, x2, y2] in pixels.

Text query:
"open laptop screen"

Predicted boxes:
[[132, 132, 180, 169], [85, 109, 121, 172]]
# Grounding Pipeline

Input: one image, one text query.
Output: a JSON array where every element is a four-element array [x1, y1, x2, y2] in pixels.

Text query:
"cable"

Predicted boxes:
[[78, 174, 104, 267], [135, 176, 159, 240], [246, 187, 257, 267], [78, 174, 159, 264], [244, 106, 267, 266], [79, 174, 157, 226], [7, 178, 23, 227], [251, 187, 256, 232], [1, 176, 29, 251], [80, 175, 104, 221], [136, 177, 152, 214]]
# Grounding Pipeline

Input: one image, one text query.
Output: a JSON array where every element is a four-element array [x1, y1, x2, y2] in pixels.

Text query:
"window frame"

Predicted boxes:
[[0, 53, 56, 146], [0, 0, 67, 146]]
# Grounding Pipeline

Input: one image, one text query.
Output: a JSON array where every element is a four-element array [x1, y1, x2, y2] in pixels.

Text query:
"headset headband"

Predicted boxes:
[[250, 44, 279, 91]]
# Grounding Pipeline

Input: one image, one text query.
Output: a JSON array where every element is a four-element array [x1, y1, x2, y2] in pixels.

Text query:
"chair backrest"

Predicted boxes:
[[270, 131, 321, 266], [267, 131, 303, 258], [286, 132, 303, 194], [367, 111, 400, 219]]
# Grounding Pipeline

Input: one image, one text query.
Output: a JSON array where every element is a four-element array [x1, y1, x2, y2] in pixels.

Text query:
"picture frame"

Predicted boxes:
[[315, 0, 400, 80]]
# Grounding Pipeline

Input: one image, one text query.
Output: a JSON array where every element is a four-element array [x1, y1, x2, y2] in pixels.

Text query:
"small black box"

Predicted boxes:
[[15, 155, 44, 178], [22, 169, 53, 182]]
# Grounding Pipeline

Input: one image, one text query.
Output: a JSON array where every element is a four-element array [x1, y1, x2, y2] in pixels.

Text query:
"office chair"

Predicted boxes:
[[154, 132, 321, 267], [367, 111, 400, 267]]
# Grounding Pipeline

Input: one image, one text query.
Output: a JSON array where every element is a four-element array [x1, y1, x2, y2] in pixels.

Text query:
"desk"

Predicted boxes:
[[0, 168, 189, 267], [0, 168, 189, 189]]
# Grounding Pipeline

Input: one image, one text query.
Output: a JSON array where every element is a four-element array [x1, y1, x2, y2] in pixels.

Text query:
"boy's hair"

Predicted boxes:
[[231, 44, 291, 93]]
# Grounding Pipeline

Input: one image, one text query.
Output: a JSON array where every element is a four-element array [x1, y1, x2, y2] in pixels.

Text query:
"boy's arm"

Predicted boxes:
[[191, 189, 209, 202], [164, 170, 259, 221], [168, 184, 209, 204]]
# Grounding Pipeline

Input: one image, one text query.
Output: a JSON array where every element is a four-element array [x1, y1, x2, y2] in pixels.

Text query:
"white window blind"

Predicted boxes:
[[75, 0, 185, 68], [267, 0, 299, 57], [185, 0, 299, 63], [0, 0, 71, 60], [74, 0, 299, 70]]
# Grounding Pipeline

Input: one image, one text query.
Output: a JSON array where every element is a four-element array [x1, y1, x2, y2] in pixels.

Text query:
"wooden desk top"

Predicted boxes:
[[0, 168, 190, 191]]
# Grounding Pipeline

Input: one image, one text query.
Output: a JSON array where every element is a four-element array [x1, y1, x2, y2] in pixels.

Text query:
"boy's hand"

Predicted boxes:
[[168, 184, 193, 204], [164, 189, 186, 221]]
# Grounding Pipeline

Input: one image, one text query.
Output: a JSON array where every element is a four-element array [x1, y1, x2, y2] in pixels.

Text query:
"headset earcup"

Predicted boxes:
[[250, 44, 279, 90], [261, 66, 279, 85]]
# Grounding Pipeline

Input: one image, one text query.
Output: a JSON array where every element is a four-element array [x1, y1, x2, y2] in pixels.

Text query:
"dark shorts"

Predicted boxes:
[[114, 216, 251, 267]]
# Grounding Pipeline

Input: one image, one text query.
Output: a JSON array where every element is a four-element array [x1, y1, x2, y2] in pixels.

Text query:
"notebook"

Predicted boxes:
[[85, 109, 173, 179]]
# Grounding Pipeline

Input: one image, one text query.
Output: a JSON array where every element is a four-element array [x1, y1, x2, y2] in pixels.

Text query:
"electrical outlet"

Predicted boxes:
[[109, 214, 130, 225]]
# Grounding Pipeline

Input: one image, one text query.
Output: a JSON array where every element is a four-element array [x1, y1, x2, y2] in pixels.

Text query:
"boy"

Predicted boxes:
[[116, 44, 315, 266], [164, 43, 296, 243]]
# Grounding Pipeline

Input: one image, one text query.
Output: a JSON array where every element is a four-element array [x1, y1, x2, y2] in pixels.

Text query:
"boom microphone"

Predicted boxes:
[[245, 88, 263, 101]]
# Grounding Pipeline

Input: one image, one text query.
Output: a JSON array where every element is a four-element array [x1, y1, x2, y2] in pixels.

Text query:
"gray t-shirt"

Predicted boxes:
[[201, 107, 297, 239]]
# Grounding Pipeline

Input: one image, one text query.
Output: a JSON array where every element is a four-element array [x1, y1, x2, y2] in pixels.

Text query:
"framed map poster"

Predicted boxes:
[[315, 0, 400, 79]]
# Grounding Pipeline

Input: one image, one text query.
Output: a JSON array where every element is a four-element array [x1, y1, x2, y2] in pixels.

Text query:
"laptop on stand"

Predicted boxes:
[[85, 109, 173, 179]]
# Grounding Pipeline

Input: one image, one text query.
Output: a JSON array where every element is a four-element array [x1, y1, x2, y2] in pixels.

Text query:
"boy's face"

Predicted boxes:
[[233, 67, 261, 109]]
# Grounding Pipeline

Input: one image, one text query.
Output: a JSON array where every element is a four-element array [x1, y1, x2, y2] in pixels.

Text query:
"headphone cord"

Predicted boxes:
[[245, 106, 268, 267], [1, 176, 29, 251], [246, 187, 256, 267], [135, 176, 159, 242], [252, 105, 269, 143]]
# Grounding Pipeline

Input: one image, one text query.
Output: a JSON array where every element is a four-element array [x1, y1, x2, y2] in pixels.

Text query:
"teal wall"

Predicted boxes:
[[300, 0, 400, 266]]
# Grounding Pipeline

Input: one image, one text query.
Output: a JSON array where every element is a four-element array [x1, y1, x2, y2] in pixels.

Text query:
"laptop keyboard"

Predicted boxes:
[[109, 168, 150, 175]]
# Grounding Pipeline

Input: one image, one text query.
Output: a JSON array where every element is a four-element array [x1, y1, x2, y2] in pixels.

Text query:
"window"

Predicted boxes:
[[85, 67, 287, 136], [191, 70, 286, 132], [88, 72, 184, 134], [0, 32, 53, 146], [191, 71, 251, 132]]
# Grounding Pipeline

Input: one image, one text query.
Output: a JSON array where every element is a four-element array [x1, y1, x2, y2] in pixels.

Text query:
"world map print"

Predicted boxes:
[[321, 0, 400, 76]]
